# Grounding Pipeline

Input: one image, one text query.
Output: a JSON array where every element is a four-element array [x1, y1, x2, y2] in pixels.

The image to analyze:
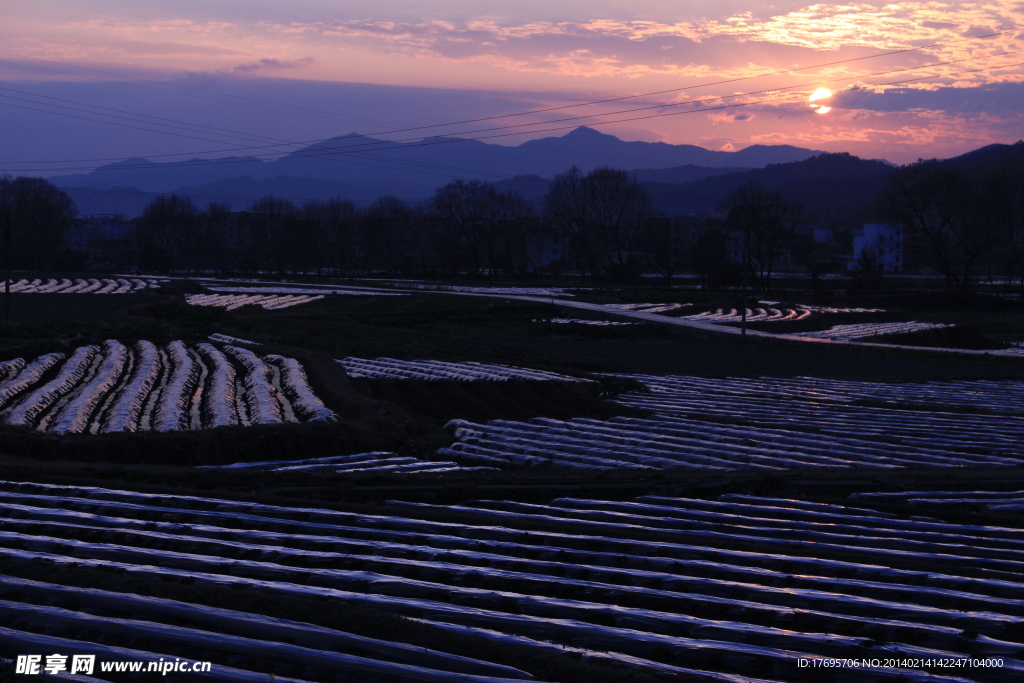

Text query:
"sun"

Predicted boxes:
[[809, 88, 832, 114]]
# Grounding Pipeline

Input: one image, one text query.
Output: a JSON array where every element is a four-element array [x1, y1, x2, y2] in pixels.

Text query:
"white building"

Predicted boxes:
[[850, 223, 903, 272]]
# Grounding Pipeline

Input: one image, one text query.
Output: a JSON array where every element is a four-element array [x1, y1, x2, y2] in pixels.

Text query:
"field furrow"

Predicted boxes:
[[0, 481, 1018, 682]]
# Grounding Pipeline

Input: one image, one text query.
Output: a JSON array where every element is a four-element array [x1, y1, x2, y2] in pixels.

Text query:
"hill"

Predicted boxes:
[[642, 152, 896, 215], [52, 127, 825, 215]]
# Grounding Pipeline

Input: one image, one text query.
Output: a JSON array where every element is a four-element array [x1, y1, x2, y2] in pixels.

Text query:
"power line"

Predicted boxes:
[[0, 56, 394, 129], [264, 48, 1024, 162], [42, 57, 1024, 216], [0, 96, 281, 148], [0, 85, 286, 146], [5, 53, 1021, 178], [0, 100, 271, 148], [0, 27, 1017, 167], [291, 28, 1024, 139]]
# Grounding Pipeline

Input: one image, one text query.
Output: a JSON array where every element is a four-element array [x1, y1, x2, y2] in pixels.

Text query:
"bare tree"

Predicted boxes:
[[980, 159, 1024, 294], [489, 190, 533, 275], [586, 168, 651, 281], [881, 160, 998, 290], [646, 219, 688, 286], [202, 202, 235, 275], [432, 179, 495, 274], [544, 167, 596, 278], [362, 196, 413, 274], [790, 231, 842, 293], [545, 166, 651, 282], [0, 176, 78, 270], [246, 197, 299, 275], [689, 228, 738, 289], [725, 184, 802, 291], [304, 198, 358, 275], [133, 194, 197, 273]]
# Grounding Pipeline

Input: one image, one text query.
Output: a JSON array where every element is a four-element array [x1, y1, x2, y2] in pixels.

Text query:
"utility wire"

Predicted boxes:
[[0, 86, 286, 146], [292, 28, 1024, 139], [42, 57, 1024, 216], [5, 52, 1021, 177], [0, 27, 1017, 166], [0, 56, 393, 129]]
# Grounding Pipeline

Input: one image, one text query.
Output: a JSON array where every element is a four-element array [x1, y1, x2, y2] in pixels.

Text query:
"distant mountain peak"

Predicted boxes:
[[562, 126, 614, 140], [565, 126, 602, 137]]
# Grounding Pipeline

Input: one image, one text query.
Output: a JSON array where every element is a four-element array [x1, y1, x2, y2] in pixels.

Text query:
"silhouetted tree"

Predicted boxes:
[[587, 168, 651, 281], [303, 198, 358, 275], [545, 166, 651, 282], [980, 158, 1024, 294], [790, 232, 842, 293], [881, 160, 997, 290], [0, 175, 77, 270], [545, 166, 595, 278], [203, 202, 235, 274], [850, 250, 883, 291], [432, 179, 494, 273], [488, 190, 533, 275], [689, 228, 738, 289], [245, 197, 300, 274], [362, 196, 414, 274], [133, 194, 197, 272], [646, 219, 689, 286], [725, 184, 802, 291]]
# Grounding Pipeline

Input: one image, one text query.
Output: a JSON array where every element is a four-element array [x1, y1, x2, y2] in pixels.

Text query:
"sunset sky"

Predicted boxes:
[[2, 1, 1023, 172]]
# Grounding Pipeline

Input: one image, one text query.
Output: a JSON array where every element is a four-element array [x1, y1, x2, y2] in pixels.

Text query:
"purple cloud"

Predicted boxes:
[[233, 57, 315, 73]]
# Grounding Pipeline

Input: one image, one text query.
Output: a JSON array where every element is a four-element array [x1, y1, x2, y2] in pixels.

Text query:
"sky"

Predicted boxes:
[[2, 0, 1023, 174]]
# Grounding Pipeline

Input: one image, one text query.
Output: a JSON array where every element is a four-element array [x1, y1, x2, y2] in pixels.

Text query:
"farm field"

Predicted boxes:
[[440, 374, 1024, 470], [1, 273, 1024, 682], [2, 277, 164, 294], [0, 339, 335, 435], [0, 481, 1022, 682]]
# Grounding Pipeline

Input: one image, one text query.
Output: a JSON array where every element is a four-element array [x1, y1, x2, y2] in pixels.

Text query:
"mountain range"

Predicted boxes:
[[49, 127, 1023, 218], [54, 127, 823, 216]]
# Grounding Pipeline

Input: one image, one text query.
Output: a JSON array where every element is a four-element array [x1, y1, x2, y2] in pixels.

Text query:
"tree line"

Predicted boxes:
[[122, 168, 657, 281], [881, 155, 1024, 290], [3, 147, 1024, 291], [124, 167, 809, 287]]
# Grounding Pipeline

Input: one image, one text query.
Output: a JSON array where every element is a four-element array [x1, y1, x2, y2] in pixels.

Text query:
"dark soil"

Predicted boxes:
[[0, 291, 164, 325], [869, 324, 1008, 351]]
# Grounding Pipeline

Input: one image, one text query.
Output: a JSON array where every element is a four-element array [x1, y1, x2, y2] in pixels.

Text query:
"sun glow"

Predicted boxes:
[[809, 88, 833, 114]]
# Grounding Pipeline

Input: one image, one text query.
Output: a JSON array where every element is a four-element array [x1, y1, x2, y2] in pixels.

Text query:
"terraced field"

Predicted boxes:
[[0, 341, 335, 434], [793, 322, 953, 341], [186, 293, 327, 311], [338, 358, 590, 382], [0, 481, 1019, 682], [851, 490, 1024, 513], [200, 452, 498, 475], [668, 305, 884, 323], [439, 375, 1024, 470], [185, 284, 407, 311], [539, 318, 637, 326], [1, 280, 1022, 682], [3, 277, 163, 293]]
